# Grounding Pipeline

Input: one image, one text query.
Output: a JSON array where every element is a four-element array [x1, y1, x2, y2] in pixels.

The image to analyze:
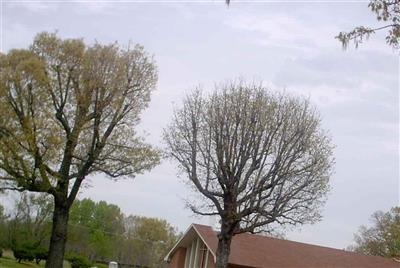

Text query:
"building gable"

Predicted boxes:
[[166, 224, 400, 268], [165, 224, 216, 268]]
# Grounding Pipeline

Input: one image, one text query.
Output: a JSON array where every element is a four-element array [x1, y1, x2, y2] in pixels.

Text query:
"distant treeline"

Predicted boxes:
[[0, 193, 180, 267]]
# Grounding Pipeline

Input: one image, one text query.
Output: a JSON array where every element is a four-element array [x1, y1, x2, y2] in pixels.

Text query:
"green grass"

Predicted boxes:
[[0, 256, 44, 268], [0, 250, 71, 268]]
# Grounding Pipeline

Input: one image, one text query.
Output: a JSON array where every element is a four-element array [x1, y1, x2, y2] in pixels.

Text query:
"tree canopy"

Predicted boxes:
[[349, 207, 400, 258], [0, 196, 179, 267], [164, 81, 334, 268], [0, 32, 160, 267], [68, 198, 125, 261]]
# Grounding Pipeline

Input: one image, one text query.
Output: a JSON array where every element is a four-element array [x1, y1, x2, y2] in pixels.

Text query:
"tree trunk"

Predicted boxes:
[[45, 198, 69, 268], [215, 233, 233, 268]]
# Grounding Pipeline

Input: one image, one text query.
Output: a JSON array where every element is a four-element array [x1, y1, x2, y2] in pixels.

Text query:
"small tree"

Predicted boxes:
[[8, 193, 53, 250], [164, 82, 334, 268], [336, 0, 400, 49], [349, 207, 400, 258], [0, 32, 160, 267], [122, 216, 179, 267], [68, 198, 125, 261]]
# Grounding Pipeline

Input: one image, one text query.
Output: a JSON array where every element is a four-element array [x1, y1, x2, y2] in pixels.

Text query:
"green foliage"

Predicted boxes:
[[12, 245, 36, 263], [68, 198, 124, 261], [120, 216, 179, 267], [66, 254, 93, 268], [350, 207, 400, 257], [70, 199, 124, 235], [7, 193, 52, 251], [0, 31, 160, 194], [0, 249, 71, 268], [67, 198, 179, 266], [11, 246, 48, 265], [3, 195, 179, 267], [0, 31, 160, 267], [34, 248, 48, 264]]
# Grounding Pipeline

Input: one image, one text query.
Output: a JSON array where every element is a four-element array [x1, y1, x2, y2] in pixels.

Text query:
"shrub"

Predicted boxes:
[[34, 247, 48, 264], [94, 263, 108, 268], [13, 246, 35, 263], [66, 254, 93, 268], [0, 248, 3, 258]]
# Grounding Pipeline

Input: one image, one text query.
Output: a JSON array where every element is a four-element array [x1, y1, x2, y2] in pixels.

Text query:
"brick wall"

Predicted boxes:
[[167, 247, 186, 268]]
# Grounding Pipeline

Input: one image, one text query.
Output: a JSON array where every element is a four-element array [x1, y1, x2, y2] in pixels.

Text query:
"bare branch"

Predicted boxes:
[[336, 0, 400, 49], [164, 81, 334, 267]]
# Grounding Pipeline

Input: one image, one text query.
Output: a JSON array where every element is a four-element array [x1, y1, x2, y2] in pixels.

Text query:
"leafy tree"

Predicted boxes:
[[68, 199, 179, 267], [7, 193, 53, 250], [121, 216, 179, 267], [1, 195, 179, 266], [0, 32, 160, 267], [164, 81, 334, 268], [349, 207, 400, 258], [66, 224, 91, 258], [68, 198, 125, 261], [336, 0, 400, 49]]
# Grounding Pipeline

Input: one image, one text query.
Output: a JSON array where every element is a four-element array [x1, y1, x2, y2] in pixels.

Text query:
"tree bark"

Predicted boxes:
[[215, 225, 233, 268], [45, 197, 69, 268]]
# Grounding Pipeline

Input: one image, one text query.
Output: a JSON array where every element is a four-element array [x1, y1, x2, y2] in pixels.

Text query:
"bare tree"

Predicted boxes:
[[0, 32, 160, 267], [164, 82, 334, 268], [336, 0, 400, 49]]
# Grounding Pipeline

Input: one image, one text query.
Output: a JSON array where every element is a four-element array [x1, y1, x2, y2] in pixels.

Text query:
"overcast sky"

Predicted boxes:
[[2, 0, 399, 250]]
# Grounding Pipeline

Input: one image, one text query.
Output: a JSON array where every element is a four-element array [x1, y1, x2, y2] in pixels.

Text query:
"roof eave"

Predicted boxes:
[[163, 224, 217, 262]]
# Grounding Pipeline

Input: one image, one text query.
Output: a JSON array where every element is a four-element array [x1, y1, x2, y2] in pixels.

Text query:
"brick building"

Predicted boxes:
[[164, 224, 400, 268]]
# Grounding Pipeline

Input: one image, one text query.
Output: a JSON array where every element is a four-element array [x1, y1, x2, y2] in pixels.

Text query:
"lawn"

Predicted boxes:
[[0, 256, 43, 268], [0, 250, 71, 268]]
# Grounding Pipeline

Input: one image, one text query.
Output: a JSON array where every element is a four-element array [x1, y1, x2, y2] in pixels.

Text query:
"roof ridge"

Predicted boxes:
[[195, 225, 399, 264], [238, 233, 400, 262], [166, 224, 400, 267], [192, 223, 214, 228], [236, 232, 399, 262]]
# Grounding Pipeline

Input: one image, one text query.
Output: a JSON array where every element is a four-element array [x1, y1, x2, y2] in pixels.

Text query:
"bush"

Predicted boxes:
[[94, 263, 108, 268], [0, 248, 3, 258], [13, 245, 35, 263], [66, 254, 93, 268], [34, 247, 48, 264]]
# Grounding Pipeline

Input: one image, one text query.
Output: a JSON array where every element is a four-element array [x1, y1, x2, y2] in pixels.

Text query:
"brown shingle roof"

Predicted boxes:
[[193, 223, 400, 268]]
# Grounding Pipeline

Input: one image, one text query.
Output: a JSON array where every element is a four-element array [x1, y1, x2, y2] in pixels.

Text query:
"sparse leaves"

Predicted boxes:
[[164, 81, 334, 267], [0, 32, 159, 267], [336, 0, 400, 49], [350, 207, 400, 258], [164, 81, 334, 233], [0, 32, 160, 199]]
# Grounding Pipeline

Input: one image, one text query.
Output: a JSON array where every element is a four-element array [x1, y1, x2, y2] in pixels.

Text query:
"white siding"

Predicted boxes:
[[184, 237, 209, 268]]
